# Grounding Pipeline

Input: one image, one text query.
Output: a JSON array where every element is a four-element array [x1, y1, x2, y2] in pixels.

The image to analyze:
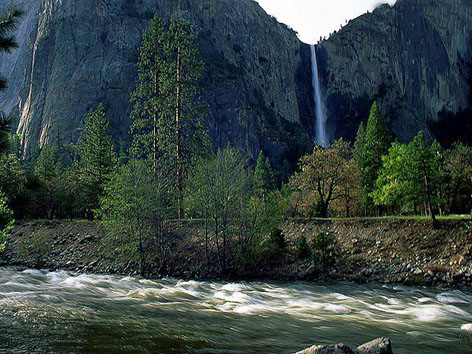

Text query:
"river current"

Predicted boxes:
[[0, 267, 471, 353]]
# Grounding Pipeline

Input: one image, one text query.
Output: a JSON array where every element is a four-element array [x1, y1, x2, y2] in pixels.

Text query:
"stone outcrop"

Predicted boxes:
[[317, 0, 472, 145], [0, 0, 313, 166], [296, 338, 393, 354]]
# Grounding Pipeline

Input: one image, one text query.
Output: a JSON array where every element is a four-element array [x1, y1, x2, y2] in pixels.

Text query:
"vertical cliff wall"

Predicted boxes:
[[317, 0, 472, 144], [0, 0, 314, 166]]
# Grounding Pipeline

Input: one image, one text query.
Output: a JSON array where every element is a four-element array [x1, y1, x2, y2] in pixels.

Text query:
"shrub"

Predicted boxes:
[[296, 235, 311, 259], [312, 232, 336, 267], [268, 228, 287, 250], [18, 229, 53, 266], [0, 191, 13, 252]]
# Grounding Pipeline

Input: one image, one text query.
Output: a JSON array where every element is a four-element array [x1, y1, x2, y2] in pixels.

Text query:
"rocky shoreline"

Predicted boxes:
[[1, 219, 471, 288]]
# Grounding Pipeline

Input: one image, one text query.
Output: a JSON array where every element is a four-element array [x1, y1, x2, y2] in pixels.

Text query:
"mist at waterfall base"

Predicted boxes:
[[1, 267, 472, 353], [310, 44, 328, 148]]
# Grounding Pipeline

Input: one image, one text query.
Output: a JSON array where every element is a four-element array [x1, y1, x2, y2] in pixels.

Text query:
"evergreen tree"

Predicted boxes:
[[358, 102, 391, 214], [0, 5, 23, 90], [34, 144, 62, 219], [254, 151, 275, 198], [77, 104, 117, 217], [353, 121, 365, 166], [406, 132, 441, 224], [442, 142, 472, 213], [130, 15, 168, 168], [0, 112, 12, 156], [131, 14, 209, 220], [371, 142, 410, 212]]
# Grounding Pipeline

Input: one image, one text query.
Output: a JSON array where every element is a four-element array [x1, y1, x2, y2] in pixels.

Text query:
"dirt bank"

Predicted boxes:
[[1, 219, 471, 287]]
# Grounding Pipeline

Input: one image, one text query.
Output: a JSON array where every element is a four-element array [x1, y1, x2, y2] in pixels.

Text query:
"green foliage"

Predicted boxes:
[[442, 142, 472, 213], [0, 5, 24, 90], [353, 121, 365, 166], [372, 131, 442, 220], [186, 148, 252, 272], [131, 14, 210, 218], [290, 138, 353, 217], [312, 232, 336, 268], [0, 191, 13, 252], [266, 228, 287, 250], [33, 145, 62, 219], [296, 234, 311, 259], [17, 229, 53, 266], [254, 151, 276, 197], [356, 102, 391, 214], [0, 152, 26, 203], [98, 159, 175, 275], [77, 104, 117, 216], [0, 113, 12, 155], [371, 142, 409, 209], [56, 162, 83, 219], [406, 132, 442, 221]]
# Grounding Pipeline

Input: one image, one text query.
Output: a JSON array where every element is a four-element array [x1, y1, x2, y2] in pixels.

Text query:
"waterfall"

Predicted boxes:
[[310, 44, 328, 147]]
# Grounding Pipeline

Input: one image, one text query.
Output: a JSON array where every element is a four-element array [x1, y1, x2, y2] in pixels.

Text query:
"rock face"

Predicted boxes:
[[1, 0, 472, 166], [0, 0, 313, 167], [317, 0, 472, 144], [296, 338, 393, 354]]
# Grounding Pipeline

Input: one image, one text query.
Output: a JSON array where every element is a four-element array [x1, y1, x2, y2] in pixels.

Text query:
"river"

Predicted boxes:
[[0, 267, 471, 353]]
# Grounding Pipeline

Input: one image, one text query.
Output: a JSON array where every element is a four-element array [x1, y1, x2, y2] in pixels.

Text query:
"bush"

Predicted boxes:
[[268, 228, 287, 250], [18, 229, 53, 266], [312, 232, 336, 267], [262, 228, 287, 258], [0, 191, 13, 252], [296, 235, 311, 259]]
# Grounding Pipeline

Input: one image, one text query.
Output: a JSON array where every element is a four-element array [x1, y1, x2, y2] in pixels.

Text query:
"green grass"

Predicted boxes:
[[17, 215, 472, 225], [289, 215, 472, 222]]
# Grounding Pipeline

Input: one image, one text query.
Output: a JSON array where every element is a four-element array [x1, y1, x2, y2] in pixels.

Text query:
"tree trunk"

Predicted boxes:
[[153, 71, 158, 174], [175, 45, 184, 220], [424, 173, 438, 227]]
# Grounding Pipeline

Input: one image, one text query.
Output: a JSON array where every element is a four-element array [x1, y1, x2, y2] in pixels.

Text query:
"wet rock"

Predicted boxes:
[[358, 338, 393, 354], [1, 0, 313, 164], [296, 338, 393, 354]]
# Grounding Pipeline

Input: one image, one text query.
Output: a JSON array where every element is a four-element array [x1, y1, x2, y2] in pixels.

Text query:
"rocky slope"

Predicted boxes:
[[1, 219, 471, 287], [0, 0, 313, 166], [317, 0, 472, 144]]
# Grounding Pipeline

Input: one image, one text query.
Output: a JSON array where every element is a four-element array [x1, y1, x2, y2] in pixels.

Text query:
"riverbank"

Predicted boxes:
[[1, 219, 471, 287]]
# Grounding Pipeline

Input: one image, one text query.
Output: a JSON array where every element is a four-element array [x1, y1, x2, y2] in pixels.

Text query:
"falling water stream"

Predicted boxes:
[[310, 44, 328, 147], [0, 267, 471, 353]]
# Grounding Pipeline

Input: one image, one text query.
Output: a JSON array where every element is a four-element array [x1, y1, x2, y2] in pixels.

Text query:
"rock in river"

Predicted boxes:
[[296, 337, 393, 354]]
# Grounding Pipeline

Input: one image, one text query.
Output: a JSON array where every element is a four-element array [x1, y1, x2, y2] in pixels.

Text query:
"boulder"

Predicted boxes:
[[296, 338, 393, 354]]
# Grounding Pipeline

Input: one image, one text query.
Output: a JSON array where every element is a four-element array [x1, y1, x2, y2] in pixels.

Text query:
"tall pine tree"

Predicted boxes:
[[77, 104, 117, 217], [406, 131, 441, 225], [358, 102, 391, 214], [131, 14, 209, 220], [0, 5, 23, 90], [0, 6, 23, 156]]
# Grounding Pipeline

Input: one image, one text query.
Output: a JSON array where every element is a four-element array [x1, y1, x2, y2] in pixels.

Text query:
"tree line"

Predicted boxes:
[[289, 102, 472, 224]]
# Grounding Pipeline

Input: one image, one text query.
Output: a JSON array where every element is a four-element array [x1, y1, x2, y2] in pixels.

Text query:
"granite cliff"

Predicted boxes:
[[317, 0, 472, 145], [0, 0, 313, 168], [0, 0, 471, 167]]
